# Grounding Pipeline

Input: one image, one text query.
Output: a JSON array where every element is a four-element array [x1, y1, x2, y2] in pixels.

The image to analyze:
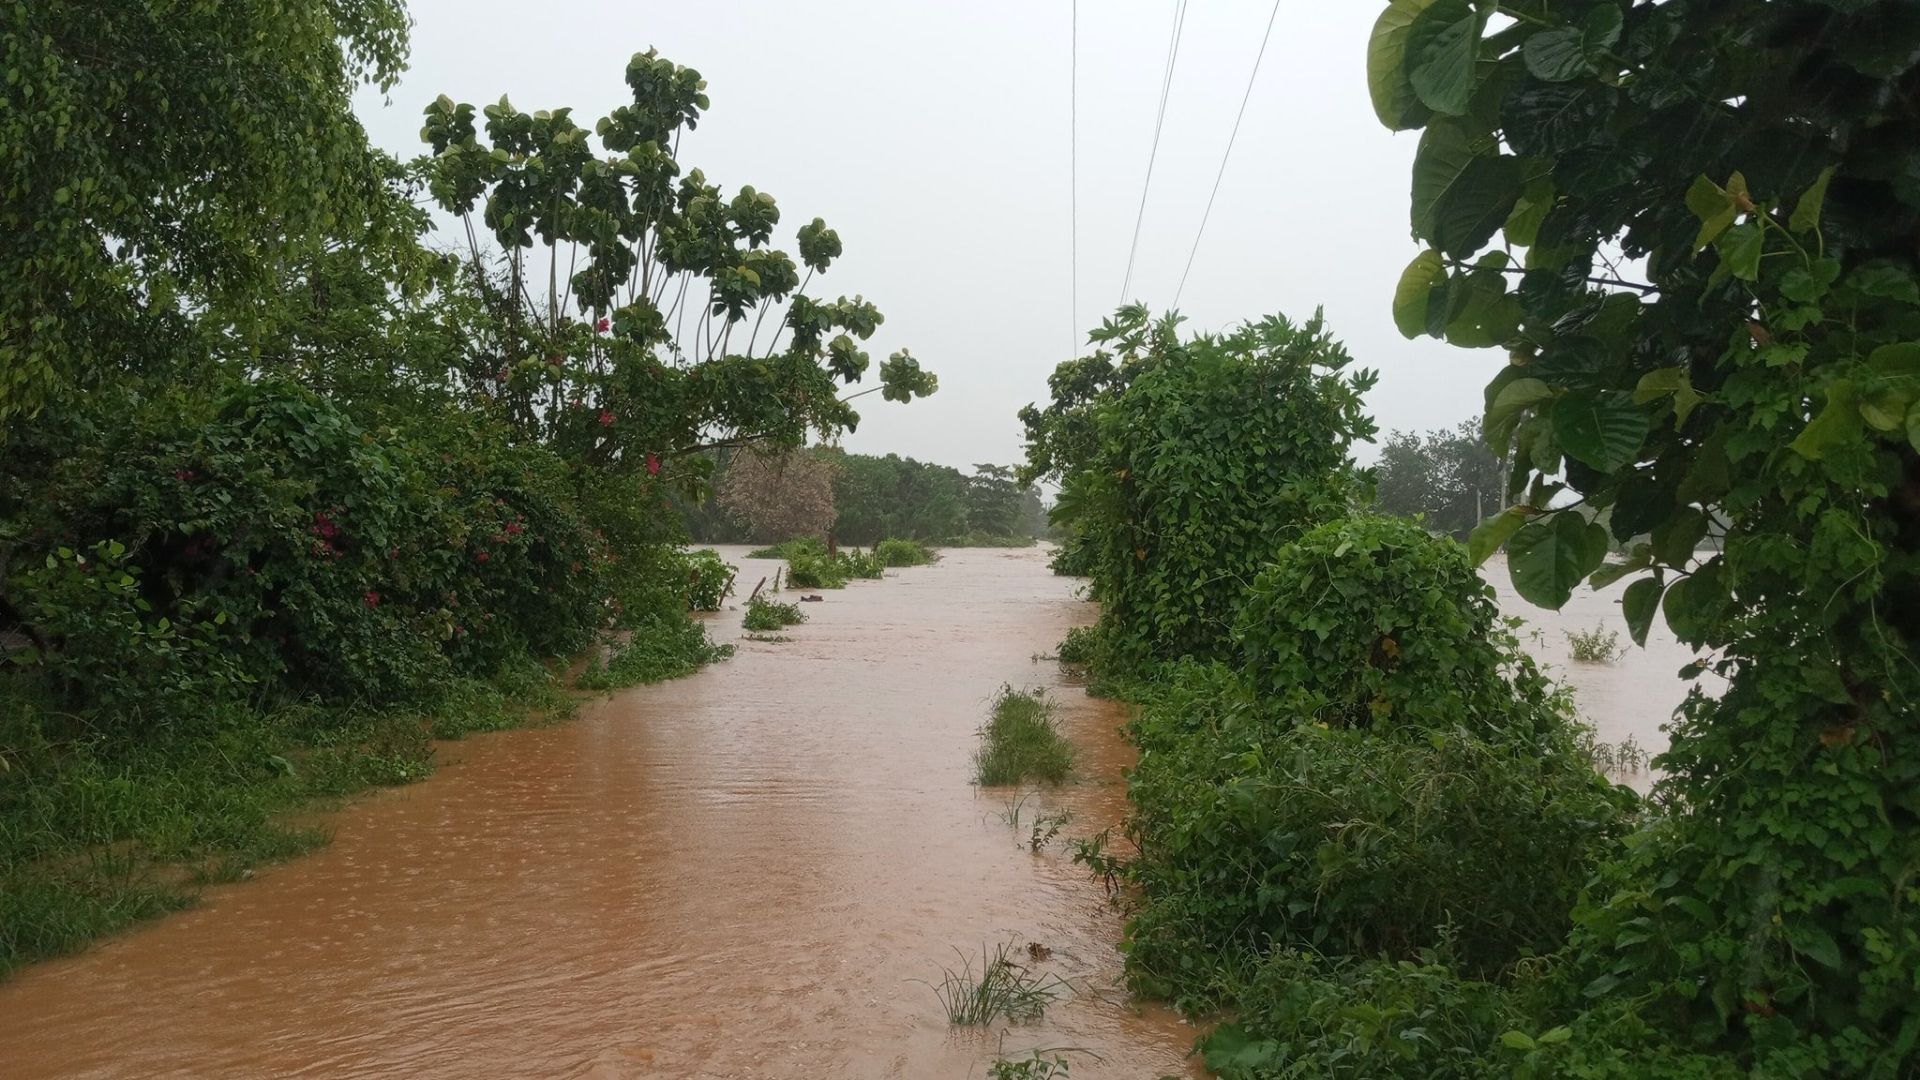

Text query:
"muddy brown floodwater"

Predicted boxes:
[[0, 546, 1201, 1079]]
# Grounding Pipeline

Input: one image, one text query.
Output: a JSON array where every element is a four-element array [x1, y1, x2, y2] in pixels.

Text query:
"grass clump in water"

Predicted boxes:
[[928, 941, 1068, 1025], [743, 596, 806, 632], [974, 687, 1074, 786], [1566, 623, 1627, 663], [875, 538, 938, 567]]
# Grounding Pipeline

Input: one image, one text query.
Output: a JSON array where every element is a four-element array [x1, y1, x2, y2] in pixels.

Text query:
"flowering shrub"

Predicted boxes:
[[3, 379, 607, 715]]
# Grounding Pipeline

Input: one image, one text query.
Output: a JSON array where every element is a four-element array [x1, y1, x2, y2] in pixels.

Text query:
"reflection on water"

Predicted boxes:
[[1485, 554, 1723, 791], [0, 546, 1197, 1079]]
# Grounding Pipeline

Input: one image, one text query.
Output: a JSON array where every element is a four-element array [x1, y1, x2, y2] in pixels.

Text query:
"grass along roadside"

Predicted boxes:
[[0, 625, 728, 978]]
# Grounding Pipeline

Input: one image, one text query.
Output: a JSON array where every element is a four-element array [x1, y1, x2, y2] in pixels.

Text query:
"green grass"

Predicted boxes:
[[743, 596, 806, 632], [575, 613, 734, 691], [0, 668, 557, 977], [0, 613, 727, 978], [974, 686, 1075, 786], [926, 940, 1069, 1025], [875, 538, 938, 567]]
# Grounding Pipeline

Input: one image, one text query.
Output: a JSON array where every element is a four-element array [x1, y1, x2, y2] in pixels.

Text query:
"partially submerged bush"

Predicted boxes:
[[785, 550, 848, 589], [838, 549, 884, 580], [1566, 625, 1625, 664], [682, 549, 733, 612], [1121, 662, 1633, 996], [1236, 516, 1563, 739], [1055, 625, 1101, 666], [575, 614, 734, 692], [742, 596, 805, 632], [875, 537, 936, 567], [974, 687, 1074, 786]]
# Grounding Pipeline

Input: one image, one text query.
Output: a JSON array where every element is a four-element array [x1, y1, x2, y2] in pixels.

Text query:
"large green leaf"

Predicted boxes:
[[1367, 0, 1443, 130], [1522, 5, 1624, 82], [1411, 123, 1522, 256], [1392, 249, 1448, 338], [1508, 512, 1609, 609], [1716, 220, 1765, 281], [1790, 379, 1863, 460], [1790, 165, 1835, 235], [1468, 505, 1531, 566], [1686, 174, 1737, 252], [1486, 376, 1552, 447], [1622, 576, 1664, 646], [1406, 0, 1489, 117], [1551, 391, 1649, 472], [1444, 267, 1522, 348], [1504, 172, 1555, 247], [1651, 506, 1708, 567]]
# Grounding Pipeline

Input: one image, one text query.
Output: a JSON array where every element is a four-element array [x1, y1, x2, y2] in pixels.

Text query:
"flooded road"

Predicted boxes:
[[0, 546, 1198, 1079], [1486, 554, 1722, 790]]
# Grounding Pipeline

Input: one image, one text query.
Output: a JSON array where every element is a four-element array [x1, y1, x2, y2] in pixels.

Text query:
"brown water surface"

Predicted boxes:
[[1, 547, 1198, 1079]]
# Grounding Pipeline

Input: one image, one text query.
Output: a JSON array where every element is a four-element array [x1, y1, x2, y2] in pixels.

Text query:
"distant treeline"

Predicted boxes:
[[678, 448, 1047, 546]]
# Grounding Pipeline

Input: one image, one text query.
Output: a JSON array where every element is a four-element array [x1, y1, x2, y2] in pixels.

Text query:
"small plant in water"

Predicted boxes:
[[1566, 623, 1627, 663], [974, 686, 1075, 786], [742, 596, 805, 632], [927, 941, 1069, 1025], [987, 1051, 1074, 1079], [1029, 810, 1070, 854]]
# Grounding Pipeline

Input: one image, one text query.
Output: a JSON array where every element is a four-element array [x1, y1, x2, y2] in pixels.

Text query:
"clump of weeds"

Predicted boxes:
[[925, 941, 1070, 1025], [974, 686, 1074, 786]]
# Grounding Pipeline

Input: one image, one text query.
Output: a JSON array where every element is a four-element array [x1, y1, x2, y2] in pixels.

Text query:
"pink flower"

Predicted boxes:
[[364, 590, 380, 608], [646, 453, 661, 476], [596, 316, 611, 333], [475, 550, 491, 564], [174, 469, 195, 482], [598, 409, 614, 427]]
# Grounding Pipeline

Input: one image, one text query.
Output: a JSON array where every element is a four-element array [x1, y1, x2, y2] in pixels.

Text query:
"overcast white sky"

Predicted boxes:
[[352, 1, 1502, 472]]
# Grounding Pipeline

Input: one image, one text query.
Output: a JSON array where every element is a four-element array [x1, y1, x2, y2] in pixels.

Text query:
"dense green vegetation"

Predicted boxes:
[[742, 597, 806, 633], [1023, 3, 1920, 1076], [0, 12, 931, 976]]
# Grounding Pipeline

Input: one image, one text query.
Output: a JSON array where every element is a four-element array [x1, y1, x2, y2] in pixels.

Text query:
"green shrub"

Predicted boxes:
[[1565, 625, 1625, 664], [747, 537, 827, 561], [1193, 948, 1533, 1079], [1121, 663, 1632, 995], [3, 379, 604, 719], [1235, 516, 1564, 739], [574, 612, 733, 691], [1055, 625, 1101, 666], [1048, 309, 1376, 673], [681, 548, 733, 612], [742, 596, 805, 632], [838, 549, 884, 580], [974, 686, 1075, 786], [784, 550, 848, 589], [875, 538, 936, 567]]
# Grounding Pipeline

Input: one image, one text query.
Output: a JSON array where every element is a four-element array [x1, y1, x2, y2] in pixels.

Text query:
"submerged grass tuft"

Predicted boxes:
[[743, 596, 806, 632], [927, 940, 1069, 1025], [974, 686, 1075, 786]]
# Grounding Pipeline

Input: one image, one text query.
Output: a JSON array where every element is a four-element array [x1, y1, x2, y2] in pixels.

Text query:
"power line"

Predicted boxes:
[[1070, 0, 1078, 354], [1118, 0, 1189, 305], [1172, 0, 1282, 312]]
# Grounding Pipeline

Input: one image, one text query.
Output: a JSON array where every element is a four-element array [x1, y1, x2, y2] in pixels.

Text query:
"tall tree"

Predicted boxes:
[[1371, 422, 1504, 539], [0, 0, 413, 418]]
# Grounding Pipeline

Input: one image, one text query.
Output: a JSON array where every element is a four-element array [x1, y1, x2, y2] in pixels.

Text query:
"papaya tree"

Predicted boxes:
[[418, 50, 937, 481], [1371, 1, 1919, 1071]]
